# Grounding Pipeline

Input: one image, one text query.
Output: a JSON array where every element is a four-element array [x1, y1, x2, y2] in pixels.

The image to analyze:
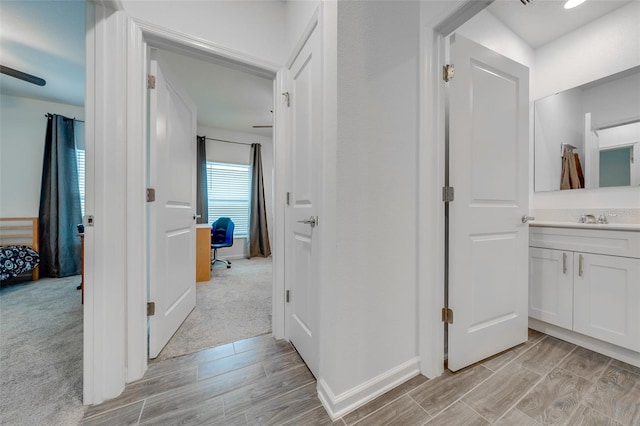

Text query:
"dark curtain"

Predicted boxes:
[[249, 143, 271, 258], [196, 135, 208, 224], [38, 114, 82, 277]]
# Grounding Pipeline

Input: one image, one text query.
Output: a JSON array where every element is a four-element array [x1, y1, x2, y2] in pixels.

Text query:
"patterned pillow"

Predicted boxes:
[[0, 246, 40, 281]]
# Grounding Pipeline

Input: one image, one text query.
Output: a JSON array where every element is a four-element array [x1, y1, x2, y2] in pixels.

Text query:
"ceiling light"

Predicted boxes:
[[564, 0, 587, 9]]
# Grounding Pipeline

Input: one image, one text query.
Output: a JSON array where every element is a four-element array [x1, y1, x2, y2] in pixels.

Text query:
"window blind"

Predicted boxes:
[[206, 162, 250, 237], [76, 149, 85, 215]]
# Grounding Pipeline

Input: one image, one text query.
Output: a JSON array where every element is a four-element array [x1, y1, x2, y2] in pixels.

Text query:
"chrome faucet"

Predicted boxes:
[[579, 214, 596, 224]]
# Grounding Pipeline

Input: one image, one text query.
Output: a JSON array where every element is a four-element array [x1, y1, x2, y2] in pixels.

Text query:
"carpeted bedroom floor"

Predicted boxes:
[[0, 257, 272, 425], [156, 257, 273, 360], [0, 275, 86, 426]]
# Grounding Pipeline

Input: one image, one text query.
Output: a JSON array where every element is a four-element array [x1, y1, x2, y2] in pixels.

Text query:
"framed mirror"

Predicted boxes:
[[534, 66, 640, 192]]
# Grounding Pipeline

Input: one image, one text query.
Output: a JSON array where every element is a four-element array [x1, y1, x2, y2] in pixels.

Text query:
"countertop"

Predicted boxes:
[[530, 220, 640, 232]]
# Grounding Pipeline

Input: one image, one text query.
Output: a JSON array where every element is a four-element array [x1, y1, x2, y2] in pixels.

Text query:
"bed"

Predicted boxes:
[[0, 217, 40, 282]]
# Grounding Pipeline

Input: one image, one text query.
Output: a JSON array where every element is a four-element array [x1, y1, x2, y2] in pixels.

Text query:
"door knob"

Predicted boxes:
[[521, 215, 535, 223], [297, 216, 318, 228], [193, 214, 202, 220]]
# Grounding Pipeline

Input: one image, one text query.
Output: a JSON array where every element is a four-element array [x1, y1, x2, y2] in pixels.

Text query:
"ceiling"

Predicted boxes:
[[157, 49, 274, 138], [0, 0, 85, 107], [486, 0, 634, 49], [0, 0, 634, 132], [0, 0, 273, 137]]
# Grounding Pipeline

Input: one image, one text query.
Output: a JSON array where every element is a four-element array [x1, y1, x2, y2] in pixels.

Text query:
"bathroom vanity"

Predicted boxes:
[[528, 222, 640, 367]]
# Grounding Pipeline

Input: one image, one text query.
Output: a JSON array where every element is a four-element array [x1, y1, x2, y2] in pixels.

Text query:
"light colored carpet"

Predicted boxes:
[[156, 257, 273, 360], [0, 276, 86, 426]]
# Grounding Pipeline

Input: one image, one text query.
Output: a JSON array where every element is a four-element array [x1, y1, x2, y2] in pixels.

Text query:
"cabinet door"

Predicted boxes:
[[529, 247, 574, 329], [574, 253, 640, 351]]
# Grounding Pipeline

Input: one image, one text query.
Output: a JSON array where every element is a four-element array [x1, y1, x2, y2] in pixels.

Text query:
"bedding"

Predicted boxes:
[[0, 245, 40, 281]]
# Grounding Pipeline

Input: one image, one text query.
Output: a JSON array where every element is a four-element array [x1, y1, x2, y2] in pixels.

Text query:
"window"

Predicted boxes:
[[76, 149, 85, 215], [206, 162, 250, 237]]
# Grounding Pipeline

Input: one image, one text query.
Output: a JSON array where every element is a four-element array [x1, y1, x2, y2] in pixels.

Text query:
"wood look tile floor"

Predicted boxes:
[[80, 330, 640, 425]]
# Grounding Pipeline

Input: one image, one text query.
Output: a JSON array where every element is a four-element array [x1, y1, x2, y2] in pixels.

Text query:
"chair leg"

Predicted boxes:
[[211, 248, 232, 269]]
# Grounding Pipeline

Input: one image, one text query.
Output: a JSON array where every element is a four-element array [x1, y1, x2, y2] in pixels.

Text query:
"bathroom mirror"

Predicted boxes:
[[534, 66, 640, 192]]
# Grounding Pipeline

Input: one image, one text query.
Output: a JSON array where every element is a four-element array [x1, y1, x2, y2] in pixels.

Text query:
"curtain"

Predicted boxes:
[[196, 135, 208, 224], [38, 114, 82, 277], [249, 143, 271, 258]]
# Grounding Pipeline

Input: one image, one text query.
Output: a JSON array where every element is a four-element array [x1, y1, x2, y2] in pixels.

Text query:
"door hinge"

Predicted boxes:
[[84, 215, 94, 227], [282, 92, 290, 107], [442, 64, 454, 82], [286, 192, 291, 206], [442, 307, 453, 324], [147, 302, 156, 316], [442, 186, 454, 202], [285, 290, 290, 303], [146, 188, 156, 202], [147, 74, 156, 89]]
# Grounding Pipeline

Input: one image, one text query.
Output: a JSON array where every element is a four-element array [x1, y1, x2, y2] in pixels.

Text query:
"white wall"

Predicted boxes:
[[120, 1, 287, 66], [197, 125, 274, 260], [0, 94, 84, 217], [532, 1, 640, 209], [325, 0, 421, 399], [533, 1, 640, 100], [456, 10, 534, 69]]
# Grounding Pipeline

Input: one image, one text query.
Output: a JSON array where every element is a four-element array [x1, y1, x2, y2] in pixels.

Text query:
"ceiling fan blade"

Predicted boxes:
[[0, 65, 46, 86], [252, 125, 273, 128]]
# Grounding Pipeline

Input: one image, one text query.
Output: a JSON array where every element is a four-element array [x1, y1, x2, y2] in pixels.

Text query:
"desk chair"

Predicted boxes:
[[211, 217, 234, 268]]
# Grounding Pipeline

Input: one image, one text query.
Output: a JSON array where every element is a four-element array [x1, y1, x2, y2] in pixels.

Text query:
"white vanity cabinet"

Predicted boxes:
[[529, 226, 640, 352]]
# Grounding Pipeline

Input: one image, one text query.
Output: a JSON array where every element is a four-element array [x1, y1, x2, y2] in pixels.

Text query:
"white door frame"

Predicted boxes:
[[127, 18, 283, 370], [417, 0, 495, 379], [84, 3, 286, 404]]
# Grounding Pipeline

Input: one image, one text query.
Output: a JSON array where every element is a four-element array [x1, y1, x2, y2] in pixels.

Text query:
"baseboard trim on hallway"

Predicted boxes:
[[317, 357, 420, 421]]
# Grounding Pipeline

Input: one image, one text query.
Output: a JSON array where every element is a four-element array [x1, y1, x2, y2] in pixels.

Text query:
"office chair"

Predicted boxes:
[[211, 217, 234, 268]]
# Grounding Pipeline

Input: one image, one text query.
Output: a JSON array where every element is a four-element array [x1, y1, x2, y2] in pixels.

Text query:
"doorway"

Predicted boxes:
[[146, 45, 277, 361]]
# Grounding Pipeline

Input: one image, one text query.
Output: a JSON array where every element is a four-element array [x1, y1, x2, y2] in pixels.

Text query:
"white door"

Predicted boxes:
[[448, 34, 530, 371], [148, 50, 197, 359], [284, 26, 322, 377]]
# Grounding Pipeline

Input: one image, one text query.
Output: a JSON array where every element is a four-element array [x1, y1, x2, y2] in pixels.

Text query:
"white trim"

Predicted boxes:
[[132, 19, 279, 80], [529, 318, 640, 368], [125, 16, 148, 383], [272, 69, 289, 341], [317, 358, 421, 421], [418, 0, 501, 382], [286, 7, 320, 69], [84, 2, 128, 404], [87, 8, 286, 404]]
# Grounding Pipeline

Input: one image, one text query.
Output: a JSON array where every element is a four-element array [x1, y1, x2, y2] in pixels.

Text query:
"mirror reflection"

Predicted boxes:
[[534, 66, 640, 192]]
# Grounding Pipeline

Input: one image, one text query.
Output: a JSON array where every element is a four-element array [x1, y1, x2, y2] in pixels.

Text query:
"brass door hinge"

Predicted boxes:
[[147, 74, 156, 89], [147, 302, 156, 316], [442, 186, 454, 202], [442, 307, 453, 324], [443, 64, 454, 82], [285, 290, 290, 303], [146, 188, 156, 202], [286, 192, 291, 206]]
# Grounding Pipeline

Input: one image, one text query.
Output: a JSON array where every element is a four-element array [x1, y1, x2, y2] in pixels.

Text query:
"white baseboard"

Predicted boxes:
[[529, 318, 640, 368], [317, 357, 420, 421]]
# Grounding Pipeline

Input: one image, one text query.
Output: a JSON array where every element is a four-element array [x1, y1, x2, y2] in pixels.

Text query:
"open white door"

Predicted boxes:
[[447, 34, 530, 371], [284, 25, 321, 377], [148, 49, 197, 359]]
